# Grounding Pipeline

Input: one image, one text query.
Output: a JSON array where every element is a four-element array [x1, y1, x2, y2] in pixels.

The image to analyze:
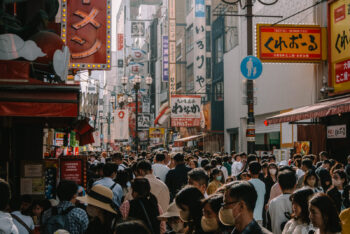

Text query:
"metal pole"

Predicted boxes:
[[246, 0, 255, 154], [135, 87, 139, 154]]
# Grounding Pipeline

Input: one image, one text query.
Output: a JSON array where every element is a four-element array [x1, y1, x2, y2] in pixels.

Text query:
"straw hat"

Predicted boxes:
[[77, 184, 117, 214], [158, 202, 180, 220]]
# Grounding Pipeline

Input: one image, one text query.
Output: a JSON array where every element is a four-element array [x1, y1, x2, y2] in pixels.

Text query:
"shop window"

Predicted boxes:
[[255, 132, 280, 151], [186, 25, 194, 53], [214, 82, 224, 101], [176, 43, 182, 60], [206, 31, 211, 52], [186, 64, 194, 92], [215, 35, 224, 64], [206, 6, 211, 26]]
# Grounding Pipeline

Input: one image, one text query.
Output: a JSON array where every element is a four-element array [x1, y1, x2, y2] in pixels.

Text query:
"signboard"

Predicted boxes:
[[117, 34, 124, 51], [194, 0, 206, 95], [149, 127, 165, 145], [169, 0, 176, 95], [294, 141, 310, 155], [163, 36, 169, 82], [118, 59, 123, 67], [327, 124, 346, 139], [113, 109, 129, 141], [329, 0, 350, 94], [137, 114, 151, 129], [240, 56, 263, 80], [131, 22, 145, 37], [257, 24, 322, 62], [171, 95, 201, 127], [61, 0, 111, 69], [60, 157, 86, 187], [130, 48, 147, 60], [142, 97, 151, 113]]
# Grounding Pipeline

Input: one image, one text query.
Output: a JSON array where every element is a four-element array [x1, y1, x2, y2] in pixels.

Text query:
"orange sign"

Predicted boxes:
[[61, 0, 111, 70], [257, 24, 322, 62]]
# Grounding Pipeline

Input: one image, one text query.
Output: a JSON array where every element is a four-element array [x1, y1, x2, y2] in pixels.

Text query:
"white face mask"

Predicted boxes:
[[269, 169, 277, 175], [170, 222, 184, 233], [201, 216, 219, 232], [179, 210, 190, 222], [218, 207, 235, 226]]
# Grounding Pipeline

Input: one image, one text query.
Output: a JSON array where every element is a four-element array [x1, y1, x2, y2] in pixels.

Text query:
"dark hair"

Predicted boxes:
[[278, 170, 297, 191], [155, 153, 165, 162], [303, 170, 319, 188], [173, 153, 184, 162], [333, 169, 348, 187], [211, 159, 217, 167], [136, 160, 152, 173], [116, 169, 131, 189], [227, 181, 257, 212], [248, 161, 261, 175], [223, 156, 230, 162], [290, 188, 314, 224], [317, 168, 332, 192], [57, 180, 78, 201], [202, 194, 223, 214], [201, 159, 210, 168], [215, 157, 222, 165], [9, 196, 21, 211], [302, 159, 313, 170], [269, 155, 276, 161], [188, 168, 209, 187], [103, 163, 118, 177], [319, 151, 329, 159], [309, 193, 342, 233], [111, 152, 123, 161], [175, 186, 204, 223], [131, 178, 151, 198], [114, 220, 151, 234], [247, 155, 258, 164]]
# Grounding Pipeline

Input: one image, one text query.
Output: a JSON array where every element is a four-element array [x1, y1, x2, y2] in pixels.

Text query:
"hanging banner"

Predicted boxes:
[[117, 34, 124, 51], [137, 114, 151, 129], [257, 24, 322, 62], [131, 22, 145, 37], [168, 0, 176, 95], [163, 36, 169, 82], [129, 62, 144, 74], [194, 0, 206, 95], [113, 109, 129, 141], [328, 0, 350, 94], [61, 0, 111, 69], [130, 48, 147, 60], [171, 95, 202, 127]]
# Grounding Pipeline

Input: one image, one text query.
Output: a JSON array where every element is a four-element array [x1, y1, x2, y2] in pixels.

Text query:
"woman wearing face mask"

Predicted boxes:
[[263, 163, 278, 227], [175, 186, 204, 234], [207, 169, 224, 196], [201, 194, 231, 234], [327, 169, 348, 213], [282, 188, 314, 234], [308, 193, 342, 234], [303, 170, 323, 193]]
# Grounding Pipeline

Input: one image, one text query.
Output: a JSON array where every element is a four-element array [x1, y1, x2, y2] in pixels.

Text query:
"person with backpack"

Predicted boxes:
[[41, 180, 89, 234], [0, 179, 18, 234], [9, 196, 35, 234]]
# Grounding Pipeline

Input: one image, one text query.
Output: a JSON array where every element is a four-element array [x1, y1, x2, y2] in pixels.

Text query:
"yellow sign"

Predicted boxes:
[[149, 128, 165, 138], [257, 24, 323, 62], [329, 0, 350, 94]]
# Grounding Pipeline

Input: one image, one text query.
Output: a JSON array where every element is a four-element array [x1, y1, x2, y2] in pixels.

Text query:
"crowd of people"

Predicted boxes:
[[1, 150, 350, 234]]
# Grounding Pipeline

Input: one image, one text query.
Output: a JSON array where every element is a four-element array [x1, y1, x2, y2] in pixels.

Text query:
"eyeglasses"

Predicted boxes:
[[221, 200, 239, 208]]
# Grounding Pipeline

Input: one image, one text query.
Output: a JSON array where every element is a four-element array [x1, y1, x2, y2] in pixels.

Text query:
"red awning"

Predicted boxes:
[[0, 84, 80, 117], [266, 97, 350, 124]]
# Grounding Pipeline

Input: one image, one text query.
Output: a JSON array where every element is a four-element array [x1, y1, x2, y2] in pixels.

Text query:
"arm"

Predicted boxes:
[[119, 200, 130, 220]]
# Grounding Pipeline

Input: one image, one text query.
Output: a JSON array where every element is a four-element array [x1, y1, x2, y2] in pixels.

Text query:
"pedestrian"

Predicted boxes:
[[0, 180, 18, 234], [189, 159, 198, 170], [175, 186, 204, 234], [111, 153, 127, 171], [327, 169, 348, 213], [248, 161, 265, 226], [77, 184, 119, 234], [93, 163, 123, 207], [9, 196, 35, 234], [268, 168, 296, 234], [114, 220, 151, 234], [302, 170, 322, 192], [41, 180, 89, 234], [339, 205, 350, 234], [119, 178, 165, 234], [206, 169, 223, 196], [282, 188, 314, 234], [231, 154, 243, 178], [317, 167, 332, 192], [222, 156, 232, 177], [309, 193, 342, 234], [219, 181, 271, 234], [152, 153, 170, 182], [296, 159, 313, 189], [188, 168, 209, 197], [165, 153, 191, 201], [158, 202, 187, 234]]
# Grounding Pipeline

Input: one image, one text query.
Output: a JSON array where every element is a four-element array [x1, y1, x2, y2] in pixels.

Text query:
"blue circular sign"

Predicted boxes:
[[240, 56, 263, 80]]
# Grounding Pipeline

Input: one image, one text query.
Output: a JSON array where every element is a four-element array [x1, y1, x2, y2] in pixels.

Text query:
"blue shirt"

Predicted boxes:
[[42, 201, 88, 234], [93, 177, 123, 207]]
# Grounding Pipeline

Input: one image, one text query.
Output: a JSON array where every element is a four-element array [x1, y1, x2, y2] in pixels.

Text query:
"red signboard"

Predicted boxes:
[[117, 34, 124, 51], [61, 0, 111, 70], [335, 59, 350, 84], [334, 4, 345, 23], [60, 159, 83, 185]]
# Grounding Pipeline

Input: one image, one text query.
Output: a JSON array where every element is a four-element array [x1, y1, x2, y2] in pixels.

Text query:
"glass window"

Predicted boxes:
[[206, 57, 211, 79], [215, 81, 224, 101], [186, 64, 194, 92], [176, 43, 182, 60], [186, 25, 194, 53], [255, 132, 281, 151], [206, 31, 211, 52], [206, 6, 211, 26], [215, 35, 224, 64]]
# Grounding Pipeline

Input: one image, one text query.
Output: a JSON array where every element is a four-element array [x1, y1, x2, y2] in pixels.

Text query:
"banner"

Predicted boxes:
[[168, 0, 176, 95], [163, 36, 169, 82], [149, 127, 165, 145], [113, 109, 129, 141], [61, 0, 111, 69], [137, 114, 151, 129], [171, 95, 201, 127], [194, 0, 206, 95], [130, 48, 147, 60], [257, 24, 322, 62], [117, 34, 124, 51], [131, 22, 145, 37]]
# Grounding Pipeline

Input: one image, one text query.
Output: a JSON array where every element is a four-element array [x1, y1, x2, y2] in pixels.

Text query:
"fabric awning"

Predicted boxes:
[[266, 97, 350, 124], [0, 84, 80, 117], [175, 134, 207, 142]]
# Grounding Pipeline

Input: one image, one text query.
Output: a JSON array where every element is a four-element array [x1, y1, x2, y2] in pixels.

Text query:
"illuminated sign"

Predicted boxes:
[[257, 24, 322, 62], [329, 0, 350, 94], [61, 0, 111, 70]]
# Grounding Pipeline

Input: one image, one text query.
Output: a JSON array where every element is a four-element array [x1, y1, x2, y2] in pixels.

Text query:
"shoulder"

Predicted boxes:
[[70, 207, 88, 219]]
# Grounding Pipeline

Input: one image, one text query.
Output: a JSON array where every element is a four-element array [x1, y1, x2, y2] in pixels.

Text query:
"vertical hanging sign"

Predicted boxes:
[[163, 36, 169, 82], [168, 0, 176, 95], [194, 0, 206, 96]]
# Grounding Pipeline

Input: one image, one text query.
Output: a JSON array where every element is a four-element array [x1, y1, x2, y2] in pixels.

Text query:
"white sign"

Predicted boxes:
[[327, 125, 346, 139], [131, 22, 145, 37], [169, 0, 176, 96], [171, 95, 201, 127], [137, 114, 151, 129], [113, 109, 129, 140]]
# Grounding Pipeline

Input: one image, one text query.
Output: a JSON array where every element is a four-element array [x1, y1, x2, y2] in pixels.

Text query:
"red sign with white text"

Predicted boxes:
[[117, 34, 124, 51], [60, 160, 82, 185], [334, 5, 345, 23], [335, 59, 350, 84]]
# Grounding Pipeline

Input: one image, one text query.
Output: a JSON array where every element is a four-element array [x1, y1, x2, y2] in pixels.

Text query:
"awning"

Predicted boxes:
[[266, 97, 350, 124], [0, 84, 80, 117], [175, 134, 207, 142]]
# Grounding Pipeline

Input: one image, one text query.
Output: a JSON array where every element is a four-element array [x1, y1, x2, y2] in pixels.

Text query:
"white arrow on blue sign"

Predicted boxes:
[[240, 56, 263, 80]]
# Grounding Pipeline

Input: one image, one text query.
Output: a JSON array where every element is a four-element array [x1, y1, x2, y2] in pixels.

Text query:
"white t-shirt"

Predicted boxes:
[[231, 161, 243, 177], [11, 211, 34, 234], [282, 219, 314, 234], [249, 178, 266, 221], [152, 163, 170, 182], [268, 194, 292, 234]]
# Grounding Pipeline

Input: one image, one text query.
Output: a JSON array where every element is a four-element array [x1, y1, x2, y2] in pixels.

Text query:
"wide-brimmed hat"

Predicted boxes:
[[158, 202, 180, 220], [77, 184, 117, 214]]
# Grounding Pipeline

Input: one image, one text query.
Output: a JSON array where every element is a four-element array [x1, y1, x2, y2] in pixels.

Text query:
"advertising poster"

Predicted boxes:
[[149, 127, 165, 145], [171, 95, 201, 127], [294, 141, 311, 155], [60, 157, 87, 188]]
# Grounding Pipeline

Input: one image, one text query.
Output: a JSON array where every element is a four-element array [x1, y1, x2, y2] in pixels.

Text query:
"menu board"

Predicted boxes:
[[59, 157, 86, 188]]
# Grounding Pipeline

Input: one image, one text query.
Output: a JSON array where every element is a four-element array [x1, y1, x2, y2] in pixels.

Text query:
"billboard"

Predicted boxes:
[[171, 95, 201, 127], [149, 127, 165, 145], [61, 0, 111, 69], [257, 24, 322, 62], [328, 0, 350, 94]]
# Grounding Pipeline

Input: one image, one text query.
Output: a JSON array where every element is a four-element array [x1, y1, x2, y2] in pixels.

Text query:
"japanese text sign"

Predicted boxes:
[[171, 95, 201, 127], [257, 24, 322, 62], [327, 124, 347, 139], [61, 0, 111, 70], [329, 0, 350, 94], [60, 159, 83, 185], [168, 0, 176, 96], [163, 36, 169, 82]]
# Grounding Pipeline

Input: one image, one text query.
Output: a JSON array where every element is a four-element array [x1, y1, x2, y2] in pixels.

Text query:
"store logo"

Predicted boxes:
[[335, 5, 346, 23]]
